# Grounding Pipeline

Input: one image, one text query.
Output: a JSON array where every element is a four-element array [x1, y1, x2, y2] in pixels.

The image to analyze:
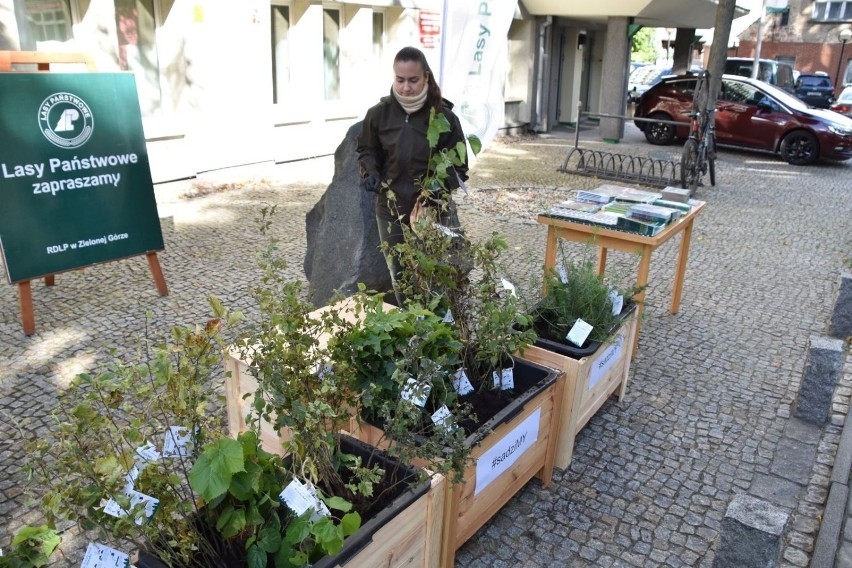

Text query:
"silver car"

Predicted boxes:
[[830, 86, 852, 118]]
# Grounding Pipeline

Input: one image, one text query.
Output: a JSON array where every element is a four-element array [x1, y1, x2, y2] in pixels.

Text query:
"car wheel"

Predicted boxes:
[[644, 113, 676, 145], [780, 130, 819, 165]]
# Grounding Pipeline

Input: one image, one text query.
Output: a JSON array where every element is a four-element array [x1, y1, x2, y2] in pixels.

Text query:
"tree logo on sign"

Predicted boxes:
[[38, 92, 94, 149]]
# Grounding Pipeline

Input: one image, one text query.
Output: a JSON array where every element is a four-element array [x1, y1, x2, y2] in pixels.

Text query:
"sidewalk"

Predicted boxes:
[[1, 119, 850, 566]]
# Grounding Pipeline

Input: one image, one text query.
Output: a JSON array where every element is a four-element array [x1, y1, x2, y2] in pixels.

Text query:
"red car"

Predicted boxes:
[[634, 74, 852, 165]]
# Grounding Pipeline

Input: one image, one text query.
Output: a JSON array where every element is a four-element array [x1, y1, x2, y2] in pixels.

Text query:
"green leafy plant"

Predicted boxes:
[[332, 290, 473, 480], [0, 525, 60, 568], [530, 256, 643, 346]]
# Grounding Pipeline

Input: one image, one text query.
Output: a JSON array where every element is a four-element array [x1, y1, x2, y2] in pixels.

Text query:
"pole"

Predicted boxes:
[[752, 0, 766, 80], [836, 39, 849, 91]]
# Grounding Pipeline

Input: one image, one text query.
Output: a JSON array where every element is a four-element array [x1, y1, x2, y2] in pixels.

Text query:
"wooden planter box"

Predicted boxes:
[[521, 305, 639, 470], [352, 357, 565, 568]]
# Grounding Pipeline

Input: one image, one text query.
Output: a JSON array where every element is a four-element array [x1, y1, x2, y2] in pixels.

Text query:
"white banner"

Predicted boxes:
[[439, 0, 517, 152]]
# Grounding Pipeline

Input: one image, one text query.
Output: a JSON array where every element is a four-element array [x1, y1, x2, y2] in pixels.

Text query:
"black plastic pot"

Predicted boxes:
[[531, 302, 637, 359], [137, 435, 430, 568], [463, 357, 559, 446]]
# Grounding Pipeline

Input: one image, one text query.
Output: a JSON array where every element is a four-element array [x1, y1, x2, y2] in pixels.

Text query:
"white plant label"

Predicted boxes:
[[80, 542, 130, 568], [452, 368, 474, 395], [162, 426, 194, 458], [134, 441, 160, 465], [442, 309, 455, 324], [492, 367, 515, 390], [566, 318, 594, 347], [401, 377, 431, 407], [103, 489, 160, 525], [499, 278, 517, 298], [436, 224, 461, 238], [279, 479, 330, 522], [557, 263, 569, 284], [609, 288, 624, 316], [588, 335, 625, 391], [474, 408, 541, 496], [123, 465, 139, 492], [431, 405, 454, 431]]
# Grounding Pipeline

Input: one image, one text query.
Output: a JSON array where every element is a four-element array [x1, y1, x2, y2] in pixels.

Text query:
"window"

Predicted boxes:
[[271, 3, 291, 104], [812, 1, 852, 21], [323, 8, 340, 100], [17, 0, 73, 50]]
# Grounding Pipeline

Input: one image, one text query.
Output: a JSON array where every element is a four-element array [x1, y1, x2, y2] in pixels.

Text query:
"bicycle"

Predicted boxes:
[[680, 71, 717, 195]]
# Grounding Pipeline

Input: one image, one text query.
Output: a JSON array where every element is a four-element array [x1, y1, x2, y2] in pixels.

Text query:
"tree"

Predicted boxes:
[[706, 0, 738, 119], [631, 28, 658, 63]]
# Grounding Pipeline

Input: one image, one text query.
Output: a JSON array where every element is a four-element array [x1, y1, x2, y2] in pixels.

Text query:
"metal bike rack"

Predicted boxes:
[[559, 110, 689, 189]]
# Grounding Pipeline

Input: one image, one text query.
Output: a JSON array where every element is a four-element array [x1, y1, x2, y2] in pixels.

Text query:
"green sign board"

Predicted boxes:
[[0, 72, 164, 284]]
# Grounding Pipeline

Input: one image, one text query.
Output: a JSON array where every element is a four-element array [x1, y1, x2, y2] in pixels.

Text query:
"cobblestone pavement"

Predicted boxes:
[[1, 122, 851, 566]]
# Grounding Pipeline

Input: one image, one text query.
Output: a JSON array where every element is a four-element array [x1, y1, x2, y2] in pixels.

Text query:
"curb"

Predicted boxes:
[[812, 349, 852, 568]]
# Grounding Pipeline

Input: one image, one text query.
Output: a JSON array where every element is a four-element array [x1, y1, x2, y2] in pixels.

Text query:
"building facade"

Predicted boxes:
[[0, 0, 729, 182], [732, 0, 852, 89]]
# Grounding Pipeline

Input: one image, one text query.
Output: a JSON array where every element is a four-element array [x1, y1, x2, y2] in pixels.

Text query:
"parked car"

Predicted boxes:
[[724, 57, 795, 93], [830, 86, 852, 118], [794, 73, 835, 108], [627, 65, 672, 103], [633, 74, 852, 165]]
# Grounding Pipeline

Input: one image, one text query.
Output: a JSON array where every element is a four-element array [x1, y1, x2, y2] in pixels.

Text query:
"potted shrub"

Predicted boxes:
[[224, 208, 447, 567], [521, 255, 643, 469], [341, 120, 566, 564], [23, 272, 442, 568]]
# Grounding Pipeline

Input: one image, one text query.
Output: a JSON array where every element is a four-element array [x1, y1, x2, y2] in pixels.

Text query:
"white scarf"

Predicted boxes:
[[392, 86, 428, 114]]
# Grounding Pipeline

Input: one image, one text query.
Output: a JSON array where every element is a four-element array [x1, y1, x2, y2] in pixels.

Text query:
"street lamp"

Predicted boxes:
[[836, 28, 852, 90]]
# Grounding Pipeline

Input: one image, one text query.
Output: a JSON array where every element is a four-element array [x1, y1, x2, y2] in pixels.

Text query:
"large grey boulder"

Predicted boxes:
[[304, 122, 392, 306]]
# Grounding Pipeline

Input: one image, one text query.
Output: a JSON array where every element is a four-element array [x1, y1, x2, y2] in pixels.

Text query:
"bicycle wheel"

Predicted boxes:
[[680, 138, 699, 193]]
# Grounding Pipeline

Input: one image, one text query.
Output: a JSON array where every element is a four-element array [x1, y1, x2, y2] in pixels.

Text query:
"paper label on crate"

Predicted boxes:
[[279, 479, 330, 522], [557, 263, 569, 284], [135, 442, 160, 465], [474, 408, 541, 496], [566, 318, 594, 347], [491, 368, 515, 391], [162, 426, 194, 458], [452, 368, 474, 395], [103, 489, 160, 525], [588, 335, 625, 391], [442, 309, 455, 324], [81, 543, 130, 568], [430, 405, 454, 431], [609, 288, 624, 316], [499, 278, 517, 298], [401, 377, 431, 407]]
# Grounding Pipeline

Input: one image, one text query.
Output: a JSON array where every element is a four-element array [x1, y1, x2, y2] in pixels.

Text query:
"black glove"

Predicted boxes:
[[364, 174, 381, 193]]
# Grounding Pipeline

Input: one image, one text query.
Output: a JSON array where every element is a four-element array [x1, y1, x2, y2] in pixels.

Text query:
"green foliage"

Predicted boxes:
[[420, 108, 480, 197], [0, 526, 60, 568], [333, 291, 473, 480], [531, 257, 643, 346], [631, 27, 658, 63]]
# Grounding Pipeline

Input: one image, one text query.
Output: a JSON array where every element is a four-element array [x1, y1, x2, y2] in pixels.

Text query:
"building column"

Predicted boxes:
[[599, 16, 629, 142], [672, 28, 696, 74]]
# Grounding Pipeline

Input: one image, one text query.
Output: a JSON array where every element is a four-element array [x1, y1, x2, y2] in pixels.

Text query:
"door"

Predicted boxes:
[[714, 79, 785, 150]]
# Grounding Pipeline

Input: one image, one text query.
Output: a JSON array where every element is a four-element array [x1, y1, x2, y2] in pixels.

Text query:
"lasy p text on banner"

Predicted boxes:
[[439, 0, 518, 152]]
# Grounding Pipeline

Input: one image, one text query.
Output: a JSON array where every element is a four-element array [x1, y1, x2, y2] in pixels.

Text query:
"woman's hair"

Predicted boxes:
[[394, 46, 443, 111]]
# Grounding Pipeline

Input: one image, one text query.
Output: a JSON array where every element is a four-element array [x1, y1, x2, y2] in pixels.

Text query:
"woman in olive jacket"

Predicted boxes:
[[357, 46, 469, 304]]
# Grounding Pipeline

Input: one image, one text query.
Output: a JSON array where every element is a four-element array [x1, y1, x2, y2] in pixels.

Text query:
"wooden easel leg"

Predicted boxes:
[[18, 281, 35, 336], [45, 275, 55, 286], [596, 247, 608, 276], [146, 252, 169, 296]]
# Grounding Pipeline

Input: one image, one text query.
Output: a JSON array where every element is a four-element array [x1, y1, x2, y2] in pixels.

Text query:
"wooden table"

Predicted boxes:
[[537, 200, 706, 355]]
